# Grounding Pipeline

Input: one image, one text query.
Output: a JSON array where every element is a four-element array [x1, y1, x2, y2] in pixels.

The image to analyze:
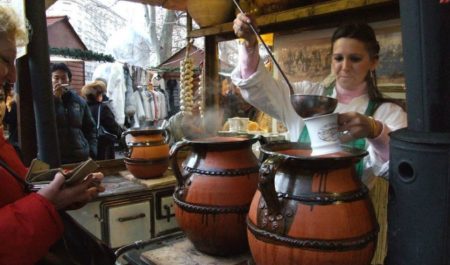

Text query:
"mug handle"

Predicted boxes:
[[259, 155, 284, 214], [169, 140, 191, 186]]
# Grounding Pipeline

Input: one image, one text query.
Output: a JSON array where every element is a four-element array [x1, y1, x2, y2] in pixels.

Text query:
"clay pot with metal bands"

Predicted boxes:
[[124, 157, 169, 179], [170, 135, 264, 256], [248, 141, 378, 265], [122, 127, 170, 160]]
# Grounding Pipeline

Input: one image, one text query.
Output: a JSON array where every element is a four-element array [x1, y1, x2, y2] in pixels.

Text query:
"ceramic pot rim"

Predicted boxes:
[[183, 134, 260, 146], [261, 141, 368, 161], [124, 127, 165, 136], [124, 157, 169, 164]]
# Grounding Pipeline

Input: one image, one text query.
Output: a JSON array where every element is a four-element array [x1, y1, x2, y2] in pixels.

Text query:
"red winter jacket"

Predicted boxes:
[[0, 134, 64, 265]]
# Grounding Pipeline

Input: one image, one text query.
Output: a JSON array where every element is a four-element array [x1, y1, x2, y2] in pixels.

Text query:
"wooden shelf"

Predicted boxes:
[[191, 0, 400, 110], [188, 0, 397, 38]]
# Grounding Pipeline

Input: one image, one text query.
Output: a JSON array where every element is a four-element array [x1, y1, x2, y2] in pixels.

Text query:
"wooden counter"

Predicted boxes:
[[123, 232, 253, 265], [119, 168, 177, 190]]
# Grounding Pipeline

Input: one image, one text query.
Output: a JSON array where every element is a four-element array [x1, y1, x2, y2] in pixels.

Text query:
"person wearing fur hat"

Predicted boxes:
[[82, 81, 123, 160]]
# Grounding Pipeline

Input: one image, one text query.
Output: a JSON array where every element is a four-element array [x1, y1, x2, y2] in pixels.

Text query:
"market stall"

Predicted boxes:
[[7, 1, 450, 265]]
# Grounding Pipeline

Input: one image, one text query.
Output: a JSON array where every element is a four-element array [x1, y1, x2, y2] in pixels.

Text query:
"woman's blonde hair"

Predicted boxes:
[[0, 5, 29, 47], [81, 80, 107, 101]]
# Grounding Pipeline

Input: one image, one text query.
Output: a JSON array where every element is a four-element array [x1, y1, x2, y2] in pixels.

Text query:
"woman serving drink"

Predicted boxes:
[[231, 13, 407, 187]]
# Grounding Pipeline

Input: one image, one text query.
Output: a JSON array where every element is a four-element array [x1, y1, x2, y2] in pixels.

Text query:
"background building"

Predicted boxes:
[[46, 0, 126, 80]]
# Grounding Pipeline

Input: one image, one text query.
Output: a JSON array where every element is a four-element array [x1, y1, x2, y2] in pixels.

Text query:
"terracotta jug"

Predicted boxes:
[[248, 141, 378, 265], [122, 127, 170, 179], [170, 136, 263, 256], [122, 127, 170, 160]]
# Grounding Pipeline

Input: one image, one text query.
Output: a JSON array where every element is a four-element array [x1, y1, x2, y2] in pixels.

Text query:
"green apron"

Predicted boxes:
[[298, 85, 377, 178]]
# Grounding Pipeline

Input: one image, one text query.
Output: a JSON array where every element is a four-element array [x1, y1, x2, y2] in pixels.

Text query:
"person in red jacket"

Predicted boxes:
[[0, 6, 105, 265]]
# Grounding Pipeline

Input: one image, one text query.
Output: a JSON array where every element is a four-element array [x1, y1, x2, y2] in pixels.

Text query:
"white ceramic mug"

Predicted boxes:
[[303, 113, 342, 156], [228, 117, 249, 132]]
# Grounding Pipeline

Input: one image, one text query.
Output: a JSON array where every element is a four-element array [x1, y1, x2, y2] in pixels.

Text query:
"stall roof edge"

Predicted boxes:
[[45, 0, 187, 11]]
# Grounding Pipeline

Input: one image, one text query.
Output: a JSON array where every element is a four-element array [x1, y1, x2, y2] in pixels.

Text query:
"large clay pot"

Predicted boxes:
[[187, 0, 234, 27], [123, 157, 169, 179], [122, 127, 170, 179], [248, 141, 378, 265], [122, 127, 170, 160], [170, 136, 262, 256]]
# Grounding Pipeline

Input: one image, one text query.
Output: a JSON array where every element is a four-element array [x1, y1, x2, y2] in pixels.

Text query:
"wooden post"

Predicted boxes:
[[203, 35, 221, 133], [25, 0, 61, 167], [15, 55, 37, 165]]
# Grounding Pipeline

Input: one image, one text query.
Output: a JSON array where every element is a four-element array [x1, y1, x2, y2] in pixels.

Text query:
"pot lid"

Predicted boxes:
[[261, 141, 368, 161], [124, 127, 166, 136]]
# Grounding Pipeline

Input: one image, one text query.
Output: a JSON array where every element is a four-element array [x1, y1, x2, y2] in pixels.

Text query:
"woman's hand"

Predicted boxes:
[[233, 13, 258, 48], [38, 172, 105, 210], [338, 112, 382, 142]]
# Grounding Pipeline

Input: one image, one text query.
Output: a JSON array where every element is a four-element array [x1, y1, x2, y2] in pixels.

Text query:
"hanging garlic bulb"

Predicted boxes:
[[197, 64, 205, 120], [179, 44, 195, 116]]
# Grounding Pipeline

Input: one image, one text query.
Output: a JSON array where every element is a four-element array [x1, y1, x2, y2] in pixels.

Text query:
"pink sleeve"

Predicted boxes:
[[238, 43, 260, 79], [367, 122, 391, 162]]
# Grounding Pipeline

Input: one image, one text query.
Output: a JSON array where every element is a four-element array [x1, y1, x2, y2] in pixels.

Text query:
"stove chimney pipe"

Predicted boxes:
[[387, 1, 450, 265]]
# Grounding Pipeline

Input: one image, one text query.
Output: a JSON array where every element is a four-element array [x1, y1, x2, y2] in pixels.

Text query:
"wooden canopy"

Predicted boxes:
[[121, 0, 186, 11], [45, 0, 187, 11]]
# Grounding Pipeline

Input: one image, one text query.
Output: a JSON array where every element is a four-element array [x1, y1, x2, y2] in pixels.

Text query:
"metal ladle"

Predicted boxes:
[[232, 0, 337, 118]]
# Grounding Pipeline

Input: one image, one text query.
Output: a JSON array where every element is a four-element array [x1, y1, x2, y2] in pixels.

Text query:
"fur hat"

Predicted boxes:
[[81, 80, 107, 99]]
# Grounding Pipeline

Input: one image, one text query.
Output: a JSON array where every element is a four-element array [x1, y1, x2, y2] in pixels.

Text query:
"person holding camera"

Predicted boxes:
[[51, 63, 98, 164]]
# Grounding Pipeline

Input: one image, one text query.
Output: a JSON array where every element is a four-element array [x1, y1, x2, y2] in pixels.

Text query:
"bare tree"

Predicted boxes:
[[145, 5, 184, 65]]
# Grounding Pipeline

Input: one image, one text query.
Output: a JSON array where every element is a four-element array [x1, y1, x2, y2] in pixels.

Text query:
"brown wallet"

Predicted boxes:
[[26, 158, 99, 187]]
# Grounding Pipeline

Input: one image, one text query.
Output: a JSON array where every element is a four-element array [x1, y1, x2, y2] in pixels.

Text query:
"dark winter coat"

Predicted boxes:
[[88, 100, 123, 160], [54, 90, 97, 164]]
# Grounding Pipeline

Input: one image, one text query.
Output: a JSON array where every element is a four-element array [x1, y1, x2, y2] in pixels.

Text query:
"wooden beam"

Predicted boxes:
[[188, 0, 397, 38], [46, 0, 187, 11]]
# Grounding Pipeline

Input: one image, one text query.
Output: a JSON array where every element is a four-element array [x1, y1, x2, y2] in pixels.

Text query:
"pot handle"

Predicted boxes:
[[121, 130, 132, 138], [256, 134, 269, 146], [259, 155, 284, 214], [162, 128, 171, 145], [255, 134, 269, 162], [169, 140, 191, 186], [123, 146, 132, 158], [121, 131, 132, 158]]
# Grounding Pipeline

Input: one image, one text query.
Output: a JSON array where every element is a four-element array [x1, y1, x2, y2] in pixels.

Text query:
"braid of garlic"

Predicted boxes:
[[179, 46, 194, 116], [198, 64, 205, 120]]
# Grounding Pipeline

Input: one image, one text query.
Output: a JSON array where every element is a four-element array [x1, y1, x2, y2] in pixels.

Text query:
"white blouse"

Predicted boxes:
[[231, 59, 407, 187]]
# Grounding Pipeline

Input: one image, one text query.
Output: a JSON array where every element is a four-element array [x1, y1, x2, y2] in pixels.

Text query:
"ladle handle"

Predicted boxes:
[[232, 0, 295, 96]]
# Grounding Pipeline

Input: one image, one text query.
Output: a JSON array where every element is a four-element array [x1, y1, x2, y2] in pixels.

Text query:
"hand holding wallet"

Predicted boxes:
[[26, 158, 99, 188]]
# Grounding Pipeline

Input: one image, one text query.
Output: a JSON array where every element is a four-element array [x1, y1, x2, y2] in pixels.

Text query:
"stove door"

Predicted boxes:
[[102, 195, 153, 248]]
